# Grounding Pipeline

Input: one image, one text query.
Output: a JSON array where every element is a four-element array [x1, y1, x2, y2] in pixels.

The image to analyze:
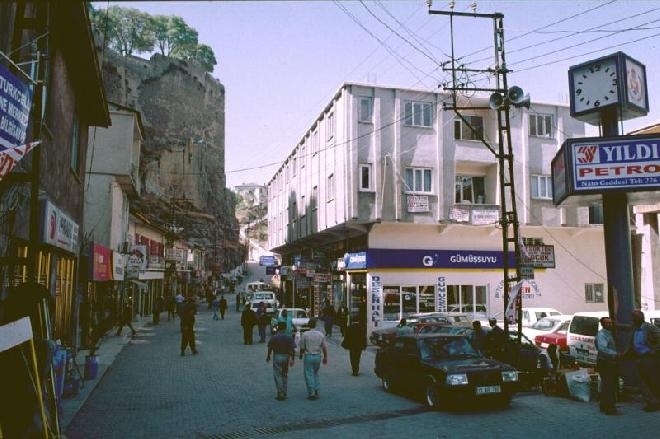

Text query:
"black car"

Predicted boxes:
[[374, 334, 519, 409]]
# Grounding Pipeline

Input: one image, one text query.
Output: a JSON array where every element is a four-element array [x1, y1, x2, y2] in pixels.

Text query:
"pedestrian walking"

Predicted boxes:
[[267, 321, 296, 401], [277, 309, 294, 336], [342, 322, 366, 376], [337, 305, 348, 337], [321, 301, 335, 336], [596, 317, 620, 415], [175, 292, 185, 317], [628, 310, 660, 412], [165, 295, 175, 321], [235, 293, 241, 312], [241, 304, 258, 345], [212, 295, 220, 321], [257, 302, 269, 343], [486, 318, 506, 358], [219, 295, 228, 320], [116, 300, 137, 337], [396, 318, 413, 336], [469, 321, 487, 355], [180, 297, 198, 356], [153, 295, 164, 325], [299, 318, 328, 400]]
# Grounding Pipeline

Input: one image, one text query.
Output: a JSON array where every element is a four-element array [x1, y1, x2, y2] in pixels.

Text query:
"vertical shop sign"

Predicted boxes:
[[437, 276, 447, 312], [370, 275, 382, 326]]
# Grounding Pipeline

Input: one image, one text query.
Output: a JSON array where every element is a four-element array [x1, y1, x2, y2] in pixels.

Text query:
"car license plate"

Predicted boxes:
[[476, 385, 501, 395]]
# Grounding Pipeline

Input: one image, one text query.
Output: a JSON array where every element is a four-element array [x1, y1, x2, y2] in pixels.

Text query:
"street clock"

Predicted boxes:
[[568, 52, 649, 125]]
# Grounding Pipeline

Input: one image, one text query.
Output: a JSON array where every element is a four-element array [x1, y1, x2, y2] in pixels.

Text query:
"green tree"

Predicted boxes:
[[166, 16, 199, 57], [190, 44, 218, 72], [92, 6, 155, 56]]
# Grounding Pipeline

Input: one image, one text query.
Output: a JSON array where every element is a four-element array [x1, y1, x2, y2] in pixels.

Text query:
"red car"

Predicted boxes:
[[535, 330, 568, 351]]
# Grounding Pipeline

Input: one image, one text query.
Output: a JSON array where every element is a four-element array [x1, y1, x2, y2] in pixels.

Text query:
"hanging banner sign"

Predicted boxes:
[[370, 275, 382, 326], [520, 245, 556, 268], [552, 134, 660, 204], [91, 243, 113, 281], [126, 245, 147, 279], [113, 252, 125, 281], [259, 255, 276, 266], [0, 64, 33, 150], [407, 195, 430, 213], [437, 276, 447, 313], [0, 140, 39, 181], [41, 200, 79, 253]]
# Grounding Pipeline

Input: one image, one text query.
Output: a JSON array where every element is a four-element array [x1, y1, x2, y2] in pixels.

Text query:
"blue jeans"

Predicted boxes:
[[273, 354, 290, 397], [303, 354, 321, 396]]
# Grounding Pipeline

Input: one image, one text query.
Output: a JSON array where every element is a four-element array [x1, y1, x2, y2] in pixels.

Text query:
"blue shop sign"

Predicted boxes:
[[0, 64, 33, 150], [344, 252, 367, 270], [367, 249, 516, 269], [259, 255, 276, 266]]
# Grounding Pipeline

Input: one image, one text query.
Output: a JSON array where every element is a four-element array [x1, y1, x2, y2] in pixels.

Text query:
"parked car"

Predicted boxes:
[[519, 308, 562, 328], [369, 313, 471, 346], [374, 334, 519, 409], [566, 311, 609, 366], [270, 308, 311, 334], [522, 315, 572, 342], [533, 319, 571, 351], [247, 291, 279, 314]]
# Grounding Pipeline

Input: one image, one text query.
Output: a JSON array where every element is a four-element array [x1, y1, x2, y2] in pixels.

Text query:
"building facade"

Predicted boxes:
[[267, 83, 608, 338]]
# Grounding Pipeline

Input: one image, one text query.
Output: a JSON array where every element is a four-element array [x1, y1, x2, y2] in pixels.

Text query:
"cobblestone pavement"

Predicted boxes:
[[66, 265, 660, 439]]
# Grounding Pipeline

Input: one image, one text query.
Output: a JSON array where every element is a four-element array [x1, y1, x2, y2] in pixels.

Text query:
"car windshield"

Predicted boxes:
[[419, 337, 479, 360], [296, 311, 307, 318], [531, 319, 557, 330], [569, 316, 599, 336]]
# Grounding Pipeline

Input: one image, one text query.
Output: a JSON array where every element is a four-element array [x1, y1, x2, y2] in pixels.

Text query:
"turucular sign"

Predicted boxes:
[[552, 134, 660, 204]]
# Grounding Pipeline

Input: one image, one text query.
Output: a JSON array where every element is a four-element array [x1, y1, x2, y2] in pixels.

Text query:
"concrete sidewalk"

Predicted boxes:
[[59, 315, 154, 432]]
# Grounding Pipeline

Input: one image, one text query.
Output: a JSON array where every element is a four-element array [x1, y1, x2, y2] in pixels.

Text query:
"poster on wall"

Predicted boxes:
[[113, 252, 125, 281], [436, 276, 447, 313], [126, 245, 147, 279], [370, 275, 382, 327], [41, 200, 79, 253], [91, 243, 113, 281]]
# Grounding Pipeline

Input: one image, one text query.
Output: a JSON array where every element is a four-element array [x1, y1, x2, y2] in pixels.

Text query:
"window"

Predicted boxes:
[[292, 156, 297, 176], [531, 175, 552, 199], [454, 116, 483, 141], [589, 204, 603, 224], [300, 145, 306, 168], [327, 174, 335, 201], [419, 286, 435, 313], [311, 130, 319, 155], [447, 285, 488, 316], [326, 112, 335, 141], [70, 114, 80, 174], [401, 286, 417, 319], [404, 101, 433, 127], [455, 176, 485, 204], [404, 167, 432, 193], [585, 283, 604, 303], [529, 113, 553, 138], [359, 163, 372, 191], [383, 286, 400, 322], [359, 97, 373, 123]]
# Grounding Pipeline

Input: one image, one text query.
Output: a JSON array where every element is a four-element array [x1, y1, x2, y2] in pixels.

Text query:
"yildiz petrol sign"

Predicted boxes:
[[552, 134, 660, 205]]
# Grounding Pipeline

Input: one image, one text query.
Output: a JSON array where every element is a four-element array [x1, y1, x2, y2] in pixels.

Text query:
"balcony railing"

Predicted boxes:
[[448, 204, 500, 225]]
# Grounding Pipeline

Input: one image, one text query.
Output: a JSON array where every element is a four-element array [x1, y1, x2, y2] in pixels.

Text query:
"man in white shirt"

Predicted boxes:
[[299, 318, 328, 400]]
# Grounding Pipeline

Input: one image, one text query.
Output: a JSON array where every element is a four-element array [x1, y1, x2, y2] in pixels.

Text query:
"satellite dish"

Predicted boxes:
[[489, 92, 504, 110]]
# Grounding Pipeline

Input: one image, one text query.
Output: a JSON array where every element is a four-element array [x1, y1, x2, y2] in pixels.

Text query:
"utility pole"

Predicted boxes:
[[430, 7, 525, 339]]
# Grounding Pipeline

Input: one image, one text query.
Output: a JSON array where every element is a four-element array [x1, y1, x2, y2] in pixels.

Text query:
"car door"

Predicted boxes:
[[398, 339, 424, 391]]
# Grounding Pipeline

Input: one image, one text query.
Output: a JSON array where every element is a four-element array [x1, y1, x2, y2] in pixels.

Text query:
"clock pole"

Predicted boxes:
[[600, 107, 634, 352]]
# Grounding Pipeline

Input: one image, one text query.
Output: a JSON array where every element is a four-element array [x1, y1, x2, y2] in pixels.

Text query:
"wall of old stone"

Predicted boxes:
[[100, 51, 239, 263]]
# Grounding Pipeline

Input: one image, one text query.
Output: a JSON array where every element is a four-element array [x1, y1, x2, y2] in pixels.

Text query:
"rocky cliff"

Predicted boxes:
[[100, 50, 240, 269]]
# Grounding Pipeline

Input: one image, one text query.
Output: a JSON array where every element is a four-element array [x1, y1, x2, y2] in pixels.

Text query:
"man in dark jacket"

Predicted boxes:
[[116, 300, 137, 336], [321, 302, 336, 336], [219, 295, 228, 320], [241, 304, 258, 345], [180, 297, 198, 356], [629, 310, 660, 412], [469, 321, 487, 355], [486, 318, 506, 358], [343, 322, 367, 376]]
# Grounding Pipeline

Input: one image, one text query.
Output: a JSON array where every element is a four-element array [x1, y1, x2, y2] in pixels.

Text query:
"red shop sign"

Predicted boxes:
[[91, 243, 113, 281]]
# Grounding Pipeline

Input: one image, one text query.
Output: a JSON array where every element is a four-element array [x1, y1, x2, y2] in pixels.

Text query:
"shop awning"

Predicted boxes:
[[130, 280, 148, 290]]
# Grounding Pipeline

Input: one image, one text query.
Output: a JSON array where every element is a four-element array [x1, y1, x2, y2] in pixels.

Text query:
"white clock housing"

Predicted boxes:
[[568, 52, 649, 125]]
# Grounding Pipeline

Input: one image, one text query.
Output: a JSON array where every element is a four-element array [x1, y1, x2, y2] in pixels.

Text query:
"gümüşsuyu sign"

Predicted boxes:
[[552, 134, 660, 205]]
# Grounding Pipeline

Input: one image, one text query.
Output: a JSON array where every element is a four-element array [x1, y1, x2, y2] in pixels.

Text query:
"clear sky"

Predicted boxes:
[[102, 0, 660, 188]]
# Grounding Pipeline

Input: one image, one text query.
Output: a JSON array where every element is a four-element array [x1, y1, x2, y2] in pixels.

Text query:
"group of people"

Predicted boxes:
[[596, 310, 659, 415], [240, 302, 272, 344]]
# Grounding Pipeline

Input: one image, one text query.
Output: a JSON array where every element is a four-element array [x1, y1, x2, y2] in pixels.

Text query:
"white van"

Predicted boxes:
[[566, 311, 609, 366]]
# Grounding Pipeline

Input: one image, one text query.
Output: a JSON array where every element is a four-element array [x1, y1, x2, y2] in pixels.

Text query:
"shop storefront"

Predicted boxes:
[[81, 243, 115, 347]]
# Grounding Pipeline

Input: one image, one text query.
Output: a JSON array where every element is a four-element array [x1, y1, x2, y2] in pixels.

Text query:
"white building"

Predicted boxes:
[[235, 182, 267, 207], [267, 83, 608, 336]]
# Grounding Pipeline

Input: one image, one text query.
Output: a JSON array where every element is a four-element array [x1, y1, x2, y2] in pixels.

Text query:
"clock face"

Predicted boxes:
[[625, 58, 646, 109], [572, 58, 619, 114]]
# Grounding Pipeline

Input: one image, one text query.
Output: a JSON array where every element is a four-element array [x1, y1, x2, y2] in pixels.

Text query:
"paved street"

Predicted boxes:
[[66, 267, 660, 439]]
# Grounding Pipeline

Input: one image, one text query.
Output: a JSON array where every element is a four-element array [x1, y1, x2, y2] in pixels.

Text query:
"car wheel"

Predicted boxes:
[[425, 383, 441, 409], [382, 373, 394, 393]]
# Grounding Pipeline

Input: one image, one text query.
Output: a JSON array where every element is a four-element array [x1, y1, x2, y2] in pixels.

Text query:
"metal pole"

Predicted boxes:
[[600, 108, 634, 352]]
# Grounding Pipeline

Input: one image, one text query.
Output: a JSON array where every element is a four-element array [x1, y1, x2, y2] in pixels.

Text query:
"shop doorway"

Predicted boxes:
[[348, 273, 367, 326]]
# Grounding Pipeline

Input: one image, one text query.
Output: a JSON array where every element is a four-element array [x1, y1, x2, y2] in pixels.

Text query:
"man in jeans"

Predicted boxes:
[[596, 317, 620, 415], [629, 310, 660, 412], [299, 318, 328, 400], [267, 322, 295, 400]]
